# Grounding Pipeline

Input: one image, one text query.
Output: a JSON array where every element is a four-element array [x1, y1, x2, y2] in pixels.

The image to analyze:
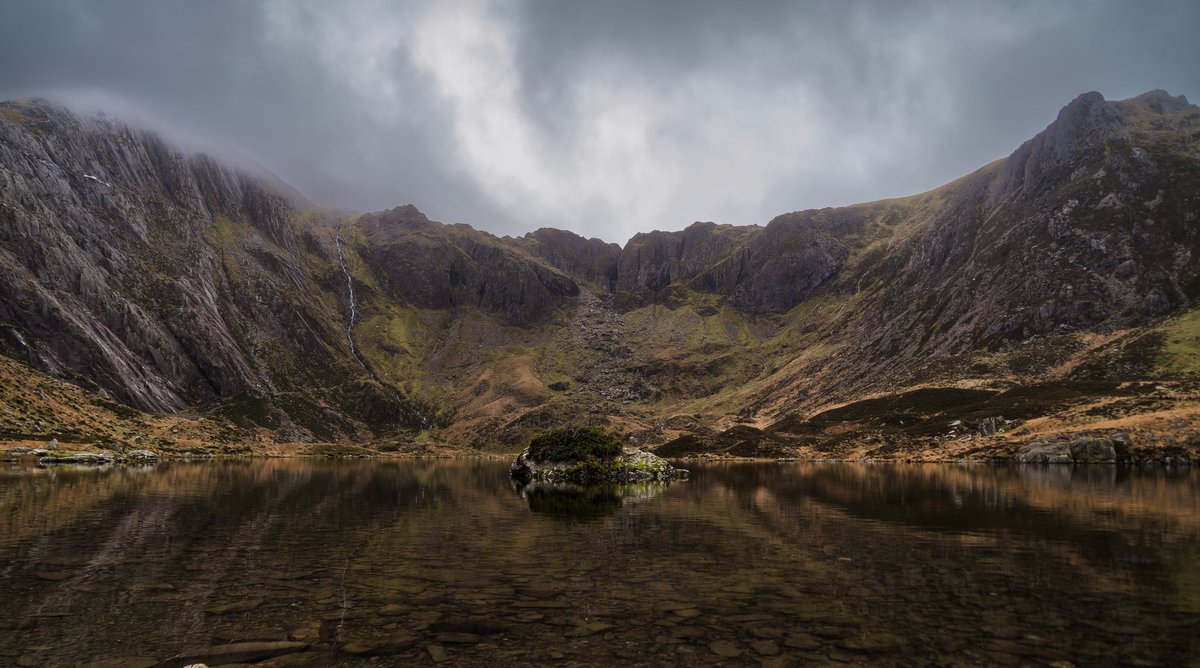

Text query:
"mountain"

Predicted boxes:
[[1, 90, 1198, 461]]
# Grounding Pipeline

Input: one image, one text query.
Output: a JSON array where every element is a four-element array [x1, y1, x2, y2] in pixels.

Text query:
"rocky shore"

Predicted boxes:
[[0, 440, 159, 466]]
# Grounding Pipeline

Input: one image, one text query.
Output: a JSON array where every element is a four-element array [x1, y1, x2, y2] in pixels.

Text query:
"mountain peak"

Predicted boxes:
[[1051, 90, 1123, 136], [995, 90, 1126, 198], [1131, 88, 1192, 114], [1064, 90, 1106, 108], [372, 204, 431, 226]]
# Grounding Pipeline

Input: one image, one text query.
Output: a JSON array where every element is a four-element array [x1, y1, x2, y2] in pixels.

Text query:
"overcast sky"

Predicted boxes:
[[0, 1, 1196, 243]]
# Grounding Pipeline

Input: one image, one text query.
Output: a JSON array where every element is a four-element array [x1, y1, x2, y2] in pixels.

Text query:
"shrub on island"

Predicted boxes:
[[527, 425, 623, 462]]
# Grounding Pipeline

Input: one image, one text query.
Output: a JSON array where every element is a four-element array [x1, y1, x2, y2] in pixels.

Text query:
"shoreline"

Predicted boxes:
[[2, 444, 1192, 468]]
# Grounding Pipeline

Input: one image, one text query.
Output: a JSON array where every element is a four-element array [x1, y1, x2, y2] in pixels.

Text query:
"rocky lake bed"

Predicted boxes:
[[1, 459, 1197, 666]]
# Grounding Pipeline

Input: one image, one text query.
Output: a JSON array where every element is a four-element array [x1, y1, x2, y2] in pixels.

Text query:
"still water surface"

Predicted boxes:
[[0, 460, 1198, 666]]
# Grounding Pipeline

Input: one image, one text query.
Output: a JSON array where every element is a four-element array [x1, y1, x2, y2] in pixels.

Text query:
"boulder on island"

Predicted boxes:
[[509, 425, 687, 484]]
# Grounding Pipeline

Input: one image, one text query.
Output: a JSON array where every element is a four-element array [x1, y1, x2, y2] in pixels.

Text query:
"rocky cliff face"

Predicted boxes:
[[834, 90, 1199, 370], [515, 227, 620, 289], [1, 90, 1197, 453], [0, 100, 429, 438], [0, 100, 296, 412], [357, 205, 580, 325]]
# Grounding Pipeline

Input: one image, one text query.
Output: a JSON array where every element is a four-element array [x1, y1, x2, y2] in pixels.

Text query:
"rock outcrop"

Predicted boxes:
[[1015, 435, 1129, 464], [357, 206, 581, 325], [36, 451, 115, 465], [510, 446, 688, 483], [516, 227, 620, 289], [612, 220, 846, 312]]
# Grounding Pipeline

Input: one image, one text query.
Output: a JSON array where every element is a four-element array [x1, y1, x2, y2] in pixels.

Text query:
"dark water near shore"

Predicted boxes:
[[1, 460, 1198, 667]]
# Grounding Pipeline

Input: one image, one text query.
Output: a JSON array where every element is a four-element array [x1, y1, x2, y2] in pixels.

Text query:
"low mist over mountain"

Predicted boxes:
[[1, 89, 1198, 461]]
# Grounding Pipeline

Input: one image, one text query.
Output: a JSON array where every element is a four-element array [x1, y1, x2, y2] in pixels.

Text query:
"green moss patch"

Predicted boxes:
[[527, 425, 622, 462], [1, 107, 28, 126], [1157, 308, 1200, 376]]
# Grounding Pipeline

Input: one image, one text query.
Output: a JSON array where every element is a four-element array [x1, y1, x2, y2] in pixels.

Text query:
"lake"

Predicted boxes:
[[0, 460, 1197, 666]]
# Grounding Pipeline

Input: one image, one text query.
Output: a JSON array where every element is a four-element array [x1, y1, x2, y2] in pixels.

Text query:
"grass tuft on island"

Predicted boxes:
[[527, 425, 622, 462]]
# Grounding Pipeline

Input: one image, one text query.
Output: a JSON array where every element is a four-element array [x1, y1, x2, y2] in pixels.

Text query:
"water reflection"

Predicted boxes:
[[519, 483, 625, 521], [515, 481, 669, 522], [0, 460, 1196, 666]]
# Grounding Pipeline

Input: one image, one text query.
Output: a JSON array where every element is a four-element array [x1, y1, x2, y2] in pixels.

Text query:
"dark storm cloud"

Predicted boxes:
[[0, 1, 1196, 243], [511, 0, 1199, 222], [0, 0, 507, 228]]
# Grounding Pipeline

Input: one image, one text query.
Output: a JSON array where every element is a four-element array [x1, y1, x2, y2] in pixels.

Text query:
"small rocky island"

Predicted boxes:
[[510, 425, 688, 484]]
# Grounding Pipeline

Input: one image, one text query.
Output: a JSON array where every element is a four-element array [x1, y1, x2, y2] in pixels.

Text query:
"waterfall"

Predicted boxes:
[[335, 223, 369, 372], [334, 221, 429, 430]]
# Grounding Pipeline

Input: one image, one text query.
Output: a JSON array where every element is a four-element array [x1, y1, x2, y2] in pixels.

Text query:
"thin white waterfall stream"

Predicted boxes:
[[335, 223, 369, 372], [334, 222, 428, 428]]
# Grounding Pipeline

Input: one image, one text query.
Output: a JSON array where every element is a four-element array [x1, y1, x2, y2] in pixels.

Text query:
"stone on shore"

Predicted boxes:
[[37, 451, 114, 465], [1015, 433, 1130, 464]]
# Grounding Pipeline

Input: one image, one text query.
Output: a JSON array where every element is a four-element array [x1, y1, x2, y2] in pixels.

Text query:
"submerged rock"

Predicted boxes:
[[160, 641, 309, 668], [510, 446, 687, 484], [340, 633, 416, 656]]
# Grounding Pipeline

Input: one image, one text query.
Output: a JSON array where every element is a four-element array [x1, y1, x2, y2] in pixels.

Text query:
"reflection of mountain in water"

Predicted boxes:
[[0, 460, 1198, 666], [516, 481, 669, 522]]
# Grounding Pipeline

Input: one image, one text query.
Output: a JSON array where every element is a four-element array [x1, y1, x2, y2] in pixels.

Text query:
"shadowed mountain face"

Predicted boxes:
[[614, 218, 847, 313], [356, 205, 581, 324], [0, 90, 1198, 453]]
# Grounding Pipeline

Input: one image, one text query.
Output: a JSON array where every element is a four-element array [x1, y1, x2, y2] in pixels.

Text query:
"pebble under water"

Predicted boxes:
[[0, 460, 1197, 666]]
